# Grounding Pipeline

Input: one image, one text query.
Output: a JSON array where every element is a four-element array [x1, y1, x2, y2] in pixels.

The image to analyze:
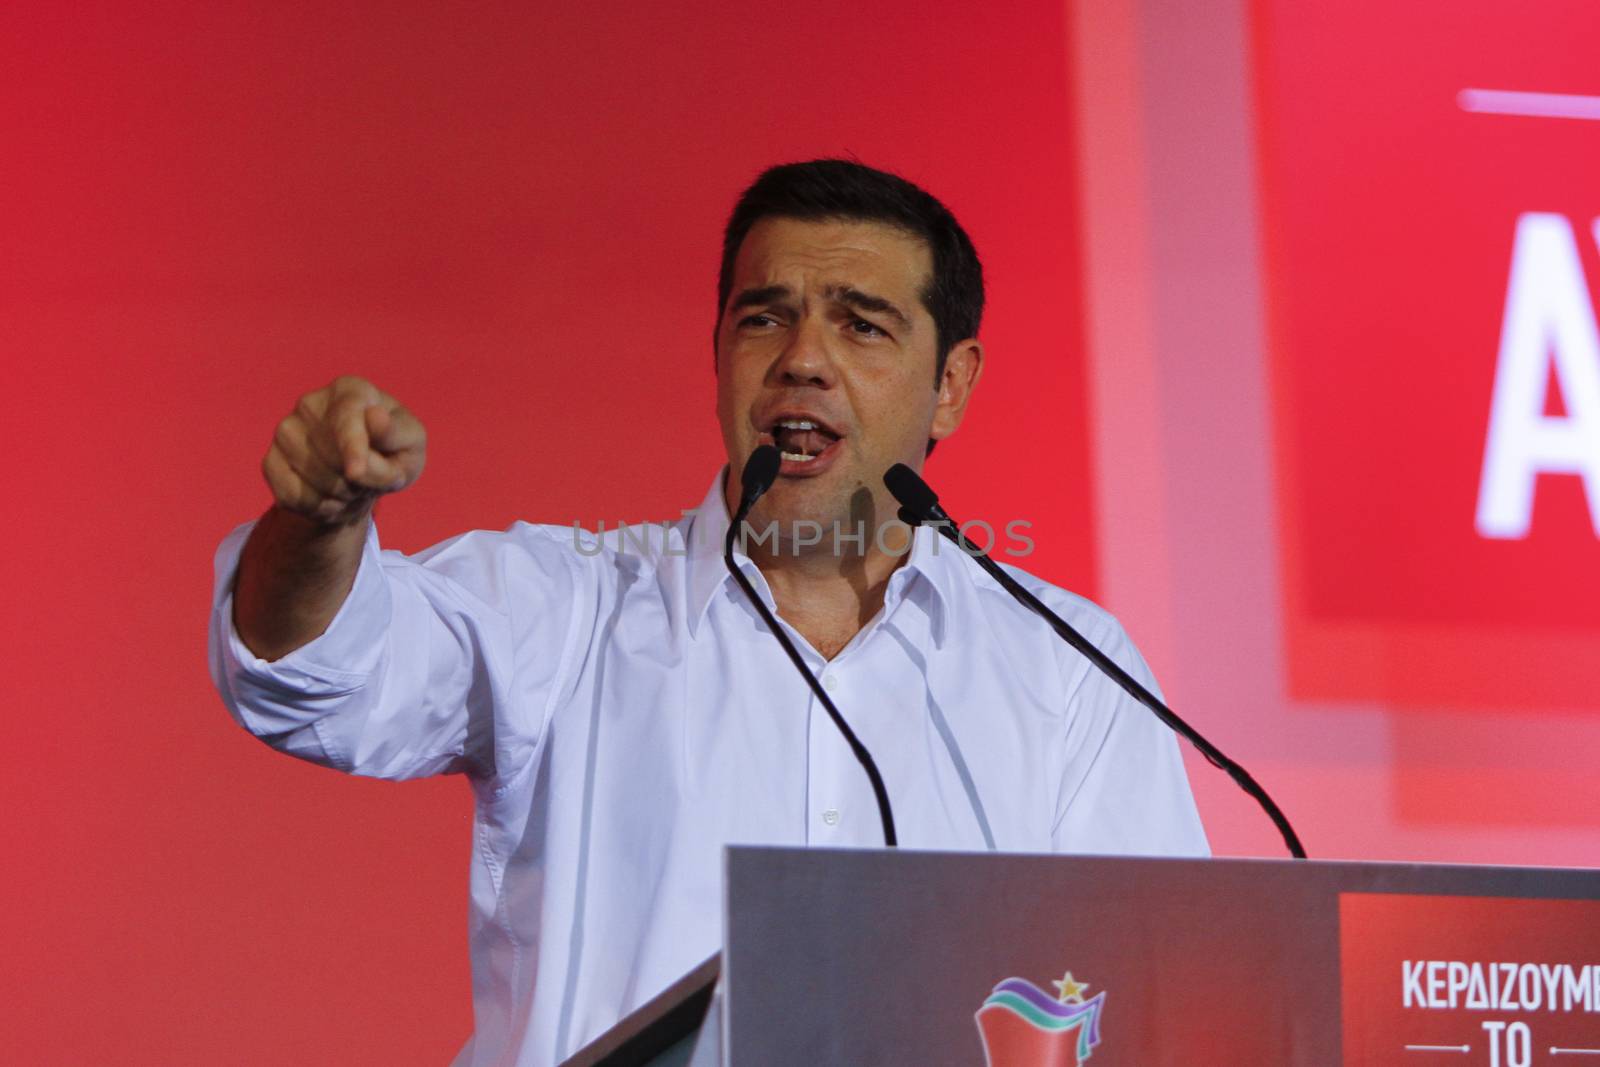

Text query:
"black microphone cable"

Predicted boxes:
[[723, 446, 898, 847], [884, 463, 1306, 860]]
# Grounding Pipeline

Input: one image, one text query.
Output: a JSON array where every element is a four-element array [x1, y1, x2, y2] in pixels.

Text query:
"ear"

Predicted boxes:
[[929, 339, 984, 443]]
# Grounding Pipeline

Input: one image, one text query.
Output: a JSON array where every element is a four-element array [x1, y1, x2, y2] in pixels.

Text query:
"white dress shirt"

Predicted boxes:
[[208, 473, 1208, 1065]]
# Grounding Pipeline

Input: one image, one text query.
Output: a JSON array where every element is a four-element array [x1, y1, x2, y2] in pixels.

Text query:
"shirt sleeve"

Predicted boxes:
[[1048, 607, 1211, 858], [207, 517, 583, 784]]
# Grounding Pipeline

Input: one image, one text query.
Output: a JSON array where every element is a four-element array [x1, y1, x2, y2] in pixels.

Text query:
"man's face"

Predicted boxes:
[[715, 216, 980, 543]]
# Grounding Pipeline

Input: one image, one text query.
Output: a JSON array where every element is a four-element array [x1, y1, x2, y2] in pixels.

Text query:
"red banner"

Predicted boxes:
[[1253, 0, 1600, 710], [1341, 893, 1600, 1065]]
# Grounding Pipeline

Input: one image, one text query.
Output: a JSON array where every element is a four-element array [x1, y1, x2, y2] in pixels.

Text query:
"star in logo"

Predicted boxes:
[[1052, 972, 1089, 1004]]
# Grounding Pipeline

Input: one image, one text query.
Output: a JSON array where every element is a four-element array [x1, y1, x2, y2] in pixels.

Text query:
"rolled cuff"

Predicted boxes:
[[208, 518, 394, 737]]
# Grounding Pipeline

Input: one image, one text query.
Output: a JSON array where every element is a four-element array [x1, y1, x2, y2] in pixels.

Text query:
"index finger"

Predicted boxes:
[[327, 392, 381, 479], [367, 404, 425, 455]]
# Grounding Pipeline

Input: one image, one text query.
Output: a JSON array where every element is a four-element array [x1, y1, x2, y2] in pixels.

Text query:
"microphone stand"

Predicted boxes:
[[886, 465, 1306, 860], [724, 450, 898, 847]]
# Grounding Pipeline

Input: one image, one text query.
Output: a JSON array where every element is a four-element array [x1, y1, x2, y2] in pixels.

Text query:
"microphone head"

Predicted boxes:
[[883, 463, 941, 519], [740, 444, 782, 504]]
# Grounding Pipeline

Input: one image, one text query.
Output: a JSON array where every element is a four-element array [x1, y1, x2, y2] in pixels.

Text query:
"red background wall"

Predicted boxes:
[[3, 2, 1093, 1062], [3, 1, 1596, 1062]]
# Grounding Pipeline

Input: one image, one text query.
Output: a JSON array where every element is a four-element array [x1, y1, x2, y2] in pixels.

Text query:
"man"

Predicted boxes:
[[209, 160, 1207, 1065]]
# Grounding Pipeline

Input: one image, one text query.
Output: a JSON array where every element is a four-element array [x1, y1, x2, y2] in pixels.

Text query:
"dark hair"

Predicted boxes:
[[715, 159, 984, 381]]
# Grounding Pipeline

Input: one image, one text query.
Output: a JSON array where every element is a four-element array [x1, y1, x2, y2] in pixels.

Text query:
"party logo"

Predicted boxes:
[[975, 969, 1106, 1066]]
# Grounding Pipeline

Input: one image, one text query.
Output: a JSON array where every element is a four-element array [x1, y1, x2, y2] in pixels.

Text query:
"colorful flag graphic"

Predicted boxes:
[[975, 975, 1106, 1066]]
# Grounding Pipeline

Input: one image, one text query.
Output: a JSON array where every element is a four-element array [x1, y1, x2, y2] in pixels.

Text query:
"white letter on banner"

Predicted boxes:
[[1447, 961, 1469, 1007], [1483, 1020, 1507, 1067], [1403, 960, 1426, 1008], [1467, 963, 1490, 1010], [1476, 213, 1600, 539], [1506, 1021, 1531, 1067], [1560, 964, 1588, 1011]]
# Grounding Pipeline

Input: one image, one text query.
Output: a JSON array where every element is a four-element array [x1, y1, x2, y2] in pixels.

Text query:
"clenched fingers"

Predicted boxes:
[[324, 381, 385, 481], [261, 376, 428, 524], [360, 405, 426, 490], [273, 414, 359, 501], [263, 444, 360, 523]]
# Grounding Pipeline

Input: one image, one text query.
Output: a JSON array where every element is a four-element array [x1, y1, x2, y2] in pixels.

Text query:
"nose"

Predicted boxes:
[[768, 313, 837, 389]]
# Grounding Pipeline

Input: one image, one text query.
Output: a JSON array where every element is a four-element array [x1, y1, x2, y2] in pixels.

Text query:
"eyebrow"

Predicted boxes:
[[728, 284, 913, 329], [827, 285, 911, 328], [730, 285, 793, 313]]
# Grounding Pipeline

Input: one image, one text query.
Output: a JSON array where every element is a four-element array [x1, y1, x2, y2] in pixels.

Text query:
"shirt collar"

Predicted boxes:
[[683, 469, 955, 646]]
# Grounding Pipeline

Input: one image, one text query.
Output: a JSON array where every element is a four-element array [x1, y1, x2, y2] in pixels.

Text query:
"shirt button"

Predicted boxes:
[[821, 808, 840, 826], [822, 672, 839, 691]]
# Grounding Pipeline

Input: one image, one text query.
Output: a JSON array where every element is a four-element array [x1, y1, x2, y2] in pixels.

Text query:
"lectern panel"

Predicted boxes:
[[724, 849, 1600, 1066]]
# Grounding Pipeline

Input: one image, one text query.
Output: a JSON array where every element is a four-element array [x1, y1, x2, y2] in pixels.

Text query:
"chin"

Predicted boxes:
[[752, 483, 824, 524], [757, 478, 887, 538]]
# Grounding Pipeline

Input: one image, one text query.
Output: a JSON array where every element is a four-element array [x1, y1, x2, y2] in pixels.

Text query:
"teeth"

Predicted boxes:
[[775, 419, 817, 430], [780, 451, 816, 462]]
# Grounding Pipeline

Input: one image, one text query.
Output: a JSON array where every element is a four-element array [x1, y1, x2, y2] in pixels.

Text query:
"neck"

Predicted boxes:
[[745, 519, 913, 661], [721, 468, 915, 658]]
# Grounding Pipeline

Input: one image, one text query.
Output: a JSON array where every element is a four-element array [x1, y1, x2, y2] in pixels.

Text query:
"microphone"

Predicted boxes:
[[738, 442, 782, 513], [883, 462, 946, 527], [884, 463, 1307, 860], [723, 446, 899, 847]]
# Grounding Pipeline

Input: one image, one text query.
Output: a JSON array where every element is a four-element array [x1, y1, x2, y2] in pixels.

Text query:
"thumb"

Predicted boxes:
[[367, 403, 426, 457]]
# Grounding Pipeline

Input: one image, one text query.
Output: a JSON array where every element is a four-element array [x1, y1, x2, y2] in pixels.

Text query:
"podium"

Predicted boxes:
[[564, 847, 1600, 1066]]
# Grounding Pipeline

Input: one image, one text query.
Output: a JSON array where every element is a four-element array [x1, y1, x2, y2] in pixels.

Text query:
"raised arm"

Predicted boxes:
[[234, 375, 427, 660]]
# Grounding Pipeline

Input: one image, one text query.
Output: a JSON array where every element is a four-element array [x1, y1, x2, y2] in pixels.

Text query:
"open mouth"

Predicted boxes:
[[770, 418, 842, 463]]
